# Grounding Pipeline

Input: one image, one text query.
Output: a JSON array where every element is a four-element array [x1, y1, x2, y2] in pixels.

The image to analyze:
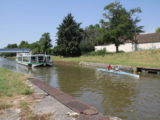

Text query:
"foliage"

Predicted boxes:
[[88, 49, 107, 56], [101, 2, 143, 52], [79, 40, 95, 54], [39, 32, 52, 54], [156, 27, 160, 33], [19, 41, 30, 48], [55, 13, 83, 57], [29, 42, 41, 54], [79, 24, 106, 54], [2, 32, 53, 56], [21, 89, 33, 95], [6, 44, 18, 48]]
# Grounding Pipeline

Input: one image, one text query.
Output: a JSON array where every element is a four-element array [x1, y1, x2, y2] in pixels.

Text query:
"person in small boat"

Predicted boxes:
[[106, 64, 111, 70], [115, 66, 120, 71]]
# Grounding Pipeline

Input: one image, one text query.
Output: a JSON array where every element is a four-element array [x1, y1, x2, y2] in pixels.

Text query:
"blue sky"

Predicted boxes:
[[0, 0, 160, 48]]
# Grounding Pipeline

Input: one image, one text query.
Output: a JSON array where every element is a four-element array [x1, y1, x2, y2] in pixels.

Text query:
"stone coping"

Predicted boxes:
[[28, 77, 106, 120]]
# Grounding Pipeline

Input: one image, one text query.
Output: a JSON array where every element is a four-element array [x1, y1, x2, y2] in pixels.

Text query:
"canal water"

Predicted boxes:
[[0, 57, 160, 120]]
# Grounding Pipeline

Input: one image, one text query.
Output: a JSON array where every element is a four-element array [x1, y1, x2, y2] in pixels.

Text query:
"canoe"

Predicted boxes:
[[97, 68, 139, 78]]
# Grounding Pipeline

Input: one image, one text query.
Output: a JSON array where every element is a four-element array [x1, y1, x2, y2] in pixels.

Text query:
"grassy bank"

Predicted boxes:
[[53, 49, 160, 68], [0, 67, 32, 113], [0, 68, 32, 97], [0, 68, 52, 119]]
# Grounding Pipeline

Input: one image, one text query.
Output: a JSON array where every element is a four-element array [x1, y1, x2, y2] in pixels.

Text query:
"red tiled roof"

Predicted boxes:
[[137, 33, 160, 43]]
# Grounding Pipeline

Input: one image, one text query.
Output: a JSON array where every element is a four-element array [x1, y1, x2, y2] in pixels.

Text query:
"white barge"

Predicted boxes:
[[16, 53, 53, 67]]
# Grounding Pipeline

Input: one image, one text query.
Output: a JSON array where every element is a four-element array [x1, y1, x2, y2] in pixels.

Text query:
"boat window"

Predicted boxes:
[[23, 57, 29, 62], [31, 57, 36, 63], [38, 56, 44, 62], [18, 57, 22, 61]]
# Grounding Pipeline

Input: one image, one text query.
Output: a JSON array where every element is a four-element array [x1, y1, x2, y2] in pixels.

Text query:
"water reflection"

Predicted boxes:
[[0, 57, 160, 120]]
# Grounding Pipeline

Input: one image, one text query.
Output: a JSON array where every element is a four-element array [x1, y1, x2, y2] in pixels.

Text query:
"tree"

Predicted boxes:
[[101, 2, 143, 52], [19, 41, 29, 48], [39, 33, 52, 54], [29, 42, 41, 54], [6, 44, 18, 48], [131, 15, 144, 51], [55, 13, 83, 56], [156, 27, 160, 33]]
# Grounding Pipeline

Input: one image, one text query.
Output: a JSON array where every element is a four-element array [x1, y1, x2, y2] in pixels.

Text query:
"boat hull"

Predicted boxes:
[[16, 61, 53, 67], [97, 68, 139, 78]]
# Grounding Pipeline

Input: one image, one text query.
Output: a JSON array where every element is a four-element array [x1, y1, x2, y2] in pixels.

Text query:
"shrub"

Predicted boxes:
[[88, 49, 107, 56], [21, 89, 33, 95]]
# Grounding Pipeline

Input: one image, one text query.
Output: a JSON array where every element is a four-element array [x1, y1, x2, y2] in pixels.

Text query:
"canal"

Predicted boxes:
[[0, 57, 160, 120]]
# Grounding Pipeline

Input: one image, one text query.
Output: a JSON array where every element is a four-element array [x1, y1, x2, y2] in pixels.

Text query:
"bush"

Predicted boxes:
[[88, 49, 107, 56], [21, 89, 33, 95]]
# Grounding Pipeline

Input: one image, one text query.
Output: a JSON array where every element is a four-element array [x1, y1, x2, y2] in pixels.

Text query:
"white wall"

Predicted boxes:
[[137, 42, 160, 50], [95, 42, 160, 52]]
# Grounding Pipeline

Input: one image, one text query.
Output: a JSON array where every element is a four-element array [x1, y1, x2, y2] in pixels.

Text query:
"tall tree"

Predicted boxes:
[[56, 13, 83, 56], [156, 27, 160, 33], [39, 32, 52, 54], [101, 2, 143, 52]]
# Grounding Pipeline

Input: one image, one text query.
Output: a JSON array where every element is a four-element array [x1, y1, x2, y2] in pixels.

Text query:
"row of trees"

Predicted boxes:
[[2, 2, 145, 57], [1, 33, 52, 56], [54, 1, 144, 56]]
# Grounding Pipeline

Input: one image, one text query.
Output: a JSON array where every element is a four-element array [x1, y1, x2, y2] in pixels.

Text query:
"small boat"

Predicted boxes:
[[97, 68, 139, 78], [16, 53, 53, 67]]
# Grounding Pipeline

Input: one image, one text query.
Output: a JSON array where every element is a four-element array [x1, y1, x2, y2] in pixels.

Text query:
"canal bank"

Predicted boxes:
[[0, 66, 120, 120], [55, 60, 160, 74], [1, 57, 160, 120], [53, 49, 160, 68]]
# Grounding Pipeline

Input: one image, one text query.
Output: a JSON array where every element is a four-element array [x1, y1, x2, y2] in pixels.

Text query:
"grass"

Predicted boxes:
[[0, 104, 12, 110], [0, 67, 32, 97], [20, 101, 52, 120], [52, 49, 160, 68], [0, 68, 51, 120]]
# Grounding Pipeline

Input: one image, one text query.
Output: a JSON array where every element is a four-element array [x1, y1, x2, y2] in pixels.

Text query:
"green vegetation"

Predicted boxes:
[[101, 2, 143, 52], [0, 67, 32, 97], [79, 24, 105, 54], [87, 49, 107, 56], [156, 27, 160, 33], [1, 32, 53, 57], [53, 49, 160, 68], [19, 33, 52, 54], [54, 13, 83, 57], [39, 33, 52, 54]]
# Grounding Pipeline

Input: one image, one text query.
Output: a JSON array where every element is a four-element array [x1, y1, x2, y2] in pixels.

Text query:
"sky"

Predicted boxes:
[[0, 0, 160, 48]]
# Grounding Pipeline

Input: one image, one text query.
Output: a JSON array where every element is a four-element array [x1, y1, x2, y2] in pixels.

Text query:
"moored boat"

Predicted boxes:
[[16, 53, 53, 67]]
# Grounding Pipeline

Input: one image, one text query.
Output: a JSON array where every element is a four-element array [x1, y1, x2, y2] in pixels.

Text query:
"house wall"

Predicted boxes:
[[95, 42, 160, 52]]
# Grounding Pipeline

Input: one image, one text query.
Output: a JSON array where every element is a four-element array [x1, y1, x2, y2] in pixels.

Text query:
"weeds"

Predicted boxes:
[[0, 104, 12, 110]]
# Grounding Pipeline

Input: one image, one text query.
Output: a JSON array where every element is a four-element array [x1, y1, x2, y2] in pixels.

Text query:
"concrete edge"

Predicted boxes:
[[27, 77, 107, 120]]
